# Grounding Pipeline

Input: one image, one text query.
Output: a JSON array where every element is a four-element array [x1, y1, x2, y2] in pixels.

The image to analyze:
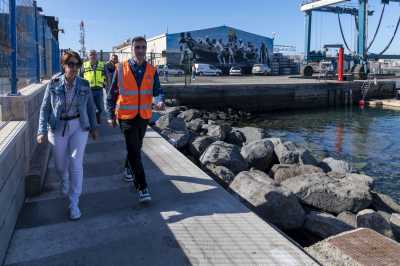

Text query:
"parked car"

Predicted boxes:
[[157, 65, 184, 76], [252, 64, 271, 75], [229, 66, 243, 76], [195, 63, 222, 76]]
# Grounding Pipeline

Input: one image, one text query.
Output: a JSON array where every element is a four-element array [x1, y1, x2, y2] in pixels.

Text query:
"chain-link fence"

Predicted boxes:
[[0, 0, 60, 95]]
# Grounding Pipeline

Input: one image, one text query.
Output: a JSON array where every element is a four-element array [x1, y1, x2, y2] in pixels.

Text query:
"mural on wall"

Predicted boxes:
[[166, 26, 273, 66]]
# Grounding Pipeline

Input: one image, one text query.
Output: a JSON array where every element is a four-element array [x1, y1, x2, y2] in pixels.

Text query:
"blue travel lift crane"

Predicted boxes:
[[301, 0, 400, 79]]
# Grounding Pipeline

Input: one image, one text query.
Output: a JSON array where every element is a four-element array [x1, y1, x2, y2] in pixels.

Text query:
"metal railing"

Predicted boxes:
[[0, 0, 60, 95]]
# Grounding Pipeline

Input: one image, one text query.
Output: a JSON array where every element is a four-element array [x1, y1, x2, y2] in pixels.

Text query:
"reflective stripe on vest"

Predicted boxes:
[[83, 61, 106, 88], [115, 61, 155, 120], [116, 103, 153, 110]]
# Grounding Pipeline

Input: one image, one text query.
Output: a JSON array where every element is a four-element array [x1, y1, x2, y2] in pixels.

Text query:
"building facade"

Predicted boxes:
[[112, 25, 274, 68]]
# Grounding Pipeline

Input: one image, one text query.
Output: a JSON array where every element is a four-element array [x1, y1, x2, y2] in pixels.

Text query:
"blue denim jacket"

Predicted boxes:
[[37, 75, 98, 135]]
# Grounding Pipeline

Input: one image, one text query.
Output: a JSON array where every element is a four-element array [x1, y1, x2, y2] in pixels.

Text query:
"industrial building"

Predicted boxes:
[[112, 25, 274, 68]]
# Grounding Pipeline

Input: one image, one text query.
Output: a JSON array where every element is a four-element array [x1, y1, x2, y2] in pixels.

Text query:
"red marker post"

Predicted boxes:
[[337, 47, 344, 81]]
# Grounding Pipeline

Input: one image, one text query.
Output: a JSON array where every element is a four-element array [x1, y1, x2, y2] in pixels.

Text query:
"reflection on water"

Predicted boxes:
[[242, 106, 400, 201]]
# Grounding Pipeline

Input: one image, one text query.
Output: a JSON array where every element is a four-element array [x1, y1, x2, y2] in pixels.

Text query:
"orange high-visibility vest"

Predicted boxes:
[[116, 61, 155, 120]]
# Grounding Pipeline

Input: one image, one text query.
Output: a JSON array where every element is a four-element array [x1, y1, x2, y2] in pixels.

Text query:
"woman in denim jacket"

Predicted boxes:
[[37, 50, 98, 220]]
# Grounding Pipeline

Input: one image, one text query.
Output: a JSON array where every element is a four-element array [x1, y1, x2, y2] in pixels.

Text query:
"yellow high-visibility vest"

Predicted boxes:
[[82, 61, 106, 88]]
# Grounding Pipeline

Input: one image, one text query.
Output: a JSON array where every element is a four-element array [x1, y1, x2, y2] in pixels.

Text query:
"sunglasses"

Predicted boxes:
[[66, 62, 80, 68], [134, 45, 147, 50]]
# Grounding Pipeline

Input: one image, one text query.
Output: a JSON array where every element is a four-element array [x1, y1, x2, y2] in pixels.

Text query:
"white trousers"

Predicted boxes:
[[48, 118, 88, 207]]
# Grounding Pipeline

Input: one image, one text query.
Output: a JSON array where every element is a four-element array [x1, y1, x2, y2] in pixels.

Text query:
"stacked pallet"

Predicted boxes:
[[271, 53, 299, 75]]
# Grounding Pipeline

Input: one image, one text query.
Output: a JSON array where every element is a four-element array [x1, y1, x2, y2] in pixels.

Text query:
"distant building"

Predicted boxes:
[[112, 25, 274, 67]]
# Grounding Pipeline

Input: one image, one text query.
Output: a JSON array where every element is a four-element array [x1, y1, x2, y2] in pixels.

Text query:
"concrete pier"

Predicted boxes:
[[163, 76, 396, 112], [3, 124, 317, 266]]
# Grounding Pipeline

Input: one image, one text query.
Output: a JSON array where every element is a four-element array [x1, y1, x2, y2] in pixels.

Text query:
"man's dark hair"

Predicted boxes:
[[131, 36, 147, 46]]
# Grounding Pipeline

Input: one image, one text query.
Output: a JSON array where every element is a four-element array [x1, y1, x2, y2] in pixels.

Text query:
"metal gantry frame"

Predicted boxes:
[[9, 0, 17, 95], [302, 0, 400, 77]]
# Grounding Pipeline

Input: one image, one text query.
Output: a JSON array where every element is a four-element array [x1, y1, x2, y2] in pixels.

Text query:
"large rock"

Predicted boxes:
[[337, 211, 357, 228], [298, 147, 319, 166], [186, 118, 205, 132], [320, 157, 351, 174], [390, 213, 400, 241], [206, 124, 231, 141], [273, 141, 300, 164], [345, 173, 375, 189], [240, 139, 275, 172], [234, 127, 269, 144], [164, 106, 182, 117], [199, 141, 248, 174], [281, 173, 372, 214], [161, 129, 191, 149], [269, 164, 324, 184], [230, 170, 305, 230], [189, 136, 217, 159], [304, 211, 354, 238], [356, 209, 394, 239], [306, 228, 400, 266], [177, 109, 201, 122], [205, 164, 235, 184], [225, 129, 246, 146], [156, 115, 187, 131], [371, 191, 400, 214]]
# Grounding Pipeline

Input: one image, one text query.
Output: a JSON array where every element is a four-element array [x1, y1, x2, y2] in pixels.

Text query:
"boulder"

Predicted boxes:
[[199, 141, 248, 174], [161, 129, 191, 149], [186, 118, 205, 132], [328, 172, 375, 189], [281, 173, 372, 214], [304, 211, 354, 238], [306, 229, 400, 266], [205, 164, 235, 184], [225, 129, 246, 146], [240, 139, 275, 172], [337, 211, 357, 228], [356, 209, 394, 239], [230, 170, 305, 230], [189, 136, 217, 159], [208, 112, 218, 121], [273, 141, 300, 164], [156, 115, 187, 131], [164, 106, 182, 117], [371, 191, 400, 214], [177, 109, 201, 122], [390, 213, 400, 241], [269, 164, 324, 184], [298, 147, 319, 166], [320, 157, 351, 174], [216, 111, 227, 120], [234, 127, 269, 144], [206, 124, 231, 141], [378, 211, 392, 224]]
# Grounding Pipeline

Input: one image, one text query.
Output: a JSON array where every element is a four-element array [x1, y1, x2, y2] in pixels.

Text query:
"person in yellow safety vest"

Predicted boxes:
[[81, 50, 106, 124], [106, 36, 165, 203]]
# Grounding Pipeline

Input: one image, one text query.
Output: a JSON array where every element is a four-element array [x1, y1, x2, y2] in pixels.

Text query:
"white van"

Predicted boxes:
[[195, 64, 222, 76]]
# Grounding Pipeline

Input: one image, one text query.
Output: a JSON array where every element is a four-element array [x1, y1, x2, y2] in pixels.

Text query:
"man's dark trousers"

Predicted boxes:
[[119, 115, 149, 190]]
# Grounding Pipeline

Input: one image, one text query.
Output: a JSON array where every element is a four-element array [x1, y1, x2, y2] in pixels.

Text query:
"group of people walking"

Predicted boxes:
[[37, 36, 165, 220]]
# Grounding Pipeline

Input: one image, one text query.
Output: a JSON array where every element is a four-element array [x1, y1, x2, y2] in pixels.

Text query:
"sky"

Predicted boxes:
[[36, 0, 400, 55]]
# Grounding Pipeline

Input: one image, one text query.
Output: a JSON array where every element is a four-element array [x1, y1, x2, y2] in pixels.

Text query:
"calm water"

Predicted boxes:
[[243, 106, 400, 201]]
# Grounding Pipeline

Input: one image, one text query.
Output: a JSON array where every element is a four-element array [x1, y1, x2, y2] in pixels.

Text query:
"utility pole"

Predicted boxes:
[[79, 20, 86, 59]]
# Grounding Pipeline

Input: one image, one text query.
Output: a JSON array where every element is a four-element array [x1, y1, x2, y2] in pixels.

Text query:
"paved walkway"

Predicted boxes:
[[4, 124, 318, 266]]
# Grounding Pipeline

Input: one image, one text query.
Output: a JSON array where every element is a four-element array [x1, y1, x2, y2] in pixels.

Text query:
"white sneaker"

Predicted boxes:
[[123, 168, 135, 182], [138, 188, 151, 203], [69, 205, 81, 220], [60, 180, 69, 196]]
